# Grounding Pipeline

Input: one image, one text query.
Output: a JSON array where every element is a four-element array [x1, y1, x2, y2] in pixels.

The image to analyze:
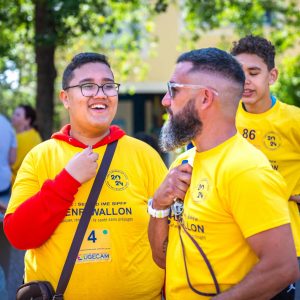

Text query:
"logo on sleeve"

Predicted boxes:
[[263, 132, 281, 150], [106, 170, 129, 191]]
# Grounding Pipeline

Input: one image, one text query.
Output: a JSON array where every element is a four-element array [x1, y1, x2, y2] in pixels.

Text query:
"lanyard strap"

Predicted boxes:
[[178, 219, 220, 296], [54, 140, 118, 299]]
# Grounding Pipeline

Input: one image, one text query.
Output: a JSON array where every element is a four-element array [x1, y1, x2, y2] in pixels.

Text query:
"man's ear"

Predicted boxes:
[[59, 90, 70, 109], [200, 89, 214, 110], [269, 67, 278, 86]]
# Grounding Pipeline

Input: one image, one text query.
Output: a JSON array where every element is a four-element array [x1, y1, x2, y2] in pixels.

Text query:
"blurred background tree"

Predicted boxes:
[[0, 0, 164, 139], [179, 0, 300, 108], [0, 0, 299, 139], [273, 54, 300, 107]]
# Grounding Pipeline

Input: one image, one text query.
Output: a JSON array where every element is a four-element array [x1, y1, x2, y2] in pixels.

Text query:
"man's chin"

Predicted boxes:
[[159, 139, 188, 153]]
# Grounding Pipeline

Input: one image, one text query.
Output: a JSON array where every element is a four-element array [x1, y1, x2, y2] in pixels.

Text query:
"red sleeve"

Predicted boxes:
[[4, 169, 81, 250]]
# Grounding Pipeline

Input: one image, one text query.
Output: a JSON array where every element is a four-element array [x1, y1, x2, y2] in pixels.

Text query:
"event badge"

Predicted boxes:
[[77, 228, 112, 264]]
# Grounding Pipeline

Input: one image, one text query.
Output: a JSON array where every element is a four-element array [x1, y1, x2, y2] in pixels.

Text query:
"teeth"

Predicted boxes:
[[91, 104, 106, 109]]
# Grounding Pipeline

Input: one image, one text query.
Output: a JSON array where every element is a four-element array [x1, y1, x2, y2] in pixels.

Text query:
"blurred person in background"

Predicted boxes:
[[11, 104, 42, 184], [0, 112, 16, 300], [0, 113, 16, 214]]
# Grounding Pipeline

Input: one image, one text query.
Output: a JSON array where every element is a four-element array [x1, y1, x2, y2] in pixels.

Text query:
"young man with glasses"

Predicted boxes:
[[148, 47, 299, 299], [232, 34, 300, 300], [4, 52, 167, 299]]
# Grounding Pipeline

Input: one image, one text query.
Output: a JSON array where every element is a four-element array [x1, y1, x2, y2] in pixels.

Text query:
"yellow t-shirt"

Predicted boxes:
[[7, 135, 167, 300], [166, 134, 289, 300], [11, 128, 42, 184], [236, 100, 300, 255]]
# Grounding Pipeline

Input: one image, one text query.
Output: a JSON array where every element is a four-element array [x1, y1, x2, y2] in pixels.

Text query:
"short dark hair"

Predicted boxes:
[[177, 47, 245, 87], [230, 35, 275, 70], [19, 104, 38, 130], [62, 52, 111, 89]]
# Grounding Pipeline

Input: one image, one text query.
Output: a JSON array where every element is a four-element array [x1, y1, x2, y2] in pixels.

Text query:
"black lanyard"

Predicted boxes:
[[178, 218, 220, 296]]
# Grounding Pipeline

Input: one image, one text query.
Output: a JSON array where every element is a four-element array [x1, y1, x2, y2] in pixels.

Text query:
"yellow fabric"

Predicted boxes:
[[11, 128, 42, 184], [166, 134, 289, 299], [236, 100, 300, 256], [8, 136, 167, 300]]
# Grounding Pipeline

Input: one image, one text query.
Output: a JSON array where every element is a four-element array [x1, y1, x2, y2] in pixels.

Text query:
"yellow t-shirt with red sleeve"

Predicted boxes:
[[6, 130, 167, 299], [236, 100, 300, 256], [166, 134, 290, 300], [11, 128, 42, 184]]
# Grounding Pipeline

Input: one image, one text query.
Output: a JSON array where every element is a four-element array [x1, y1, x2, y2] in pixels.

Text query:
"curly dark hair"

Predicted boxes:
[[230, 35, 275, 70]]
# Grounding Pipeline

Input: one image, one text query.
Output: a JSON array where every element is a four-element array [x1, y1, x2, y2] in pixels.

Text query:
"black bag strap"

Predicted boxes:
[[54, 140, 118, 299], [178, 219, 220, 296]]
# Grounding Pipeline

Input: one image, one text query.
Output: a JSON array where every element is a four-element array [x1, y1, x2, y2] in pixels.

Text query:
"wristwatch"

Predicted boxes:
[[147, 198, 170, 218]]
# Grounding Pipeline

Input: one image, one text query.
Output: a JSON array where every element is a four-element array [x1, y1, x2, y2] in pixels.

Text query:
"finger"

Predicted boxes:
[[162, 179, 188, 201], [174, 191, 187, 201], [91, 161, 98, 169], [178, 163, 193, 174], [89, 153, 99, 162], [178, 171, 192, 185], [175, 180, 190, 194], [82, 145, 93, 155]]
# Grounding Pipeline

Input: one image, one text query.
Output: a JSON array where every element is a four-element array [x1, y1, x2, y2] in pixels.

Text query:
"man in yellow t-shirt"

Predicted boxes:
[[148, 47, 299, 299], [232, 35, 300, 300], [4, 53, 167, 299]]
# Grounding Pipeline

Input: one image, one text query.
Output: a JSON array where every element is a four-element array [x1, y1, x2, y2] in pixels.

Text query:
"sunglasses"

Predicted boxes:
[[167, 82, 219, 99]]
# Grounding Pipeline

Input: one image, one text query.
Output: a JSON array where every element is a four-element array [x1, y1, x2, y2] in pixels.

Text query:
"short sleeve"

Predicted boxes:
[[226, 166, 290, 238]]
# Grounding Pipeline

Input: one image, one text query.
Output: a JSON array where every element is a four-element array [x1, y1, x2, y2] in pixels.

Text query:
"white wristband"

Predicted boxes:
[[147, 198, 170, 218]]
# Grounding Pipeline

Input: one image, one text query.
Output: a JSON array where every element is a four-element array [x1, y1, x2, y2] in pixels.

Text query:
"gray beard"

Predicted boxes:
[[159, 98, 202, 152]]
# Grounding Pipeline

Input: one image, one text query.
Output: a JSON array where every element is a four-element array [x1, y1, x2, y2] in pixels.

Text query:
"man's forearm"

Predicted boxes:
[[212, 258, 298, 300], [148, 217, 169, 269]]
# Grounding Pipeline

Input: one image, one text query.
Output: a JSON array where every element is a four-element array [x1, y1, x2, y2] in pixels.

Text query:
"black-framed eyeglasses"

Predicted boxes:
[[167, 82, 219, 99], [64, 82, 121, 97]]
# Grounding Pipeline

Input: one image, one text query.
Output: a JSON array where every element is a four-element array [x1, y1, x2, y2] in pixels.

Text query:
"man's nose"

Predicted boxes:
[[161, 93, 171, 107]]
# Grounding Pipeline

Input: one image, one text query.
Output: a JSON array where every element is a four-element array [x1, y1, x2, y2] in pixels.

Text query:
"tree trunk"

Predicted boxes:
[[34, 0, 57, 140]]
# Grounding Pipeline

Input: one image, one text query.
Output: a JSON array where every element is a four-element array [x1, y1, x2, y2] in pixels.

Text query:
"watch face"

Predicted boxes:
[[171, 200, 184, 220]]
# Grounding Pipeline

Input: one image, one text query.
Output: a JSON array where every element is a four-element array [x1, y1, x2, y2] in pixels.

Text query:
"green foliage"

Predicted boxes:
[[0, 0, 34, 113], [0, 0, 161, 123], [273, 54, 300, 107], [0, 0, 300, 126], [178, 0, 300, 107], [179, 0, 300, 53]]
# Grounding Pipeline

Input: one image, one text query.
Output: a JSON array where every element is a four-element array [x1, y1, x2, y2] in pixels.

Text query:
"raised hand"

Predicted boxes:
[[152, 163, 192, 210], [65, 146, 99, 184]]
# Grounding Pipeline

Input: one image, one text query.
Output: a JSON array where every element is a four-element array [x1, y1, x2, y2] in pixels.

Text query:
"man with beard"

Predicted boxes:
[[148, 48, 299, 300]]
